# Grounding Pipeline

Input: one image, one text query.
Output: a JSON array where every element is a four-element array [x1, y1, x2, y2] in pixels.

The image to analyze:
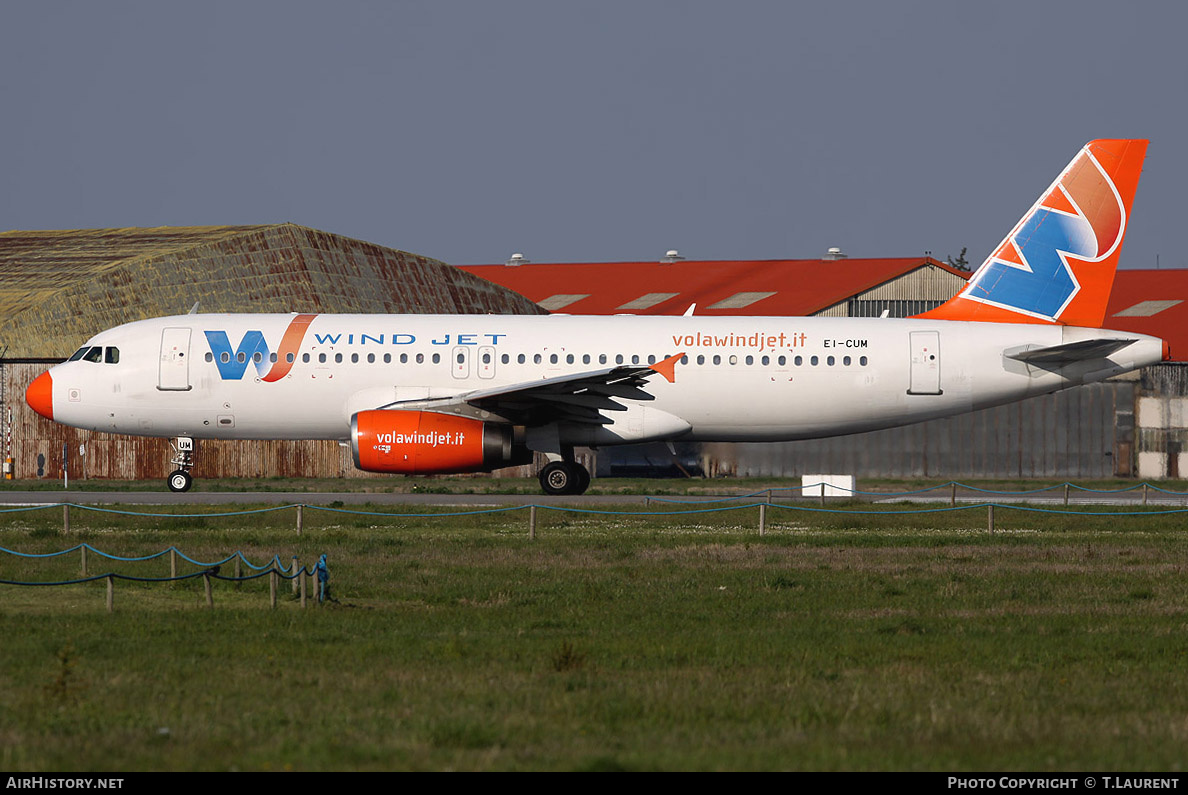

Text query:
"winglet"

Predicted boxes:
[[650, 352, 685, 383]]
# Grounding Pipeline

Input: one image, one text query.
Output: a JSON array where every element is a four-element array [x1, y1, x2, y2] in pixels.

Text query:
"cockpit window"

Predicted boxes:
[[82, 346, 103, 363], [68, 347, 90, 362], [105, 347, 119, 364]]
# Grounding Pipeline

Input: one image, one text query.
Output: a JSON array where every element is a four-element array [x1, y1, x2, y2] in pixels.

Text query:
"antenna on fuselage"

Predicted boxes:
[[188, 302, 200, 315], [683, 303, 696, 317]]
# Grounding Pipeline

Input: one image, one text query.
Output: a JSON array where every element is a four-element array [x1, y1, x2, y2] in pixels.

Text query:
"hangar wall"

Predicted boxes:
[[4, 359, 362, 481], [814, 266, 969, 318], [6, 359, 1175, 483], [3, 360, 570, 482], [701, 378, 1136, 480]]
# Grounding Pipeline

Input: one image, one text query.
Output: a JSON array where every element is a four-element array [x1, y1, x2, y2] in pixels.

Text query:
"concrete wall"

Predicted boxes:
[[1136, 365, 1188, 479]]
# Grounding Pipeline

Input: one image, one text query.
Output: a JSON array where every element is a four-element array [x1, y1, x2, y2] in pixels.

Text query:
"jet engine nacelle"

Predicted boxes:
[[351, 410, 528, 475]]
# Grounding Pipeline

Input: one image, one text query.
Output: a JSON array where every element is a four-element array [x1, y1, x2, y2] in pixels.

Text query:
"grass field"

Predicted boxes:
[[1, 497, 1186, 771]]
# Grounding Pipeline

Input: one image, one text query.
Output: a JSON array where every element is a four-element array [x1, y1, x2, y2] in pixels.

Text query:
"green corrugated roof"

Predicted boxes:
[[0, 223, 542, 357], [0, 226, 270, 321]]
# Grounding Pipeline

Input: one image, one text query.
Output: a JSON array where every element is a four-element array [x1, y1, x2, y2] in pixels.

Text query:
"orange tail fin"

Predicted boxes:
[[917, 139, 1147, 327]]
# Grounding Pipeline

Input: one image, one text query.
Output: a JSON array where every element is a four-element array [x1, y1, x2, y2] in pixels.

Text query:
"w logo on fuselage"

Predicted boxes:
[[961, 148, 1125, 321], [205, 330, 272, 380], [204, 314, 318, 381]]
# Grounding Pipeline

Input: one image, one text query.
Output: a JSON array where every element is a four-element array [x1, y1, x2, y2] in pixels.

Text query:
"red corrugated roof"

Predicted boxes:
[[1107, 270, 1188, 360], [460, 256, 966, 316], [461, 258, 1188, 360]]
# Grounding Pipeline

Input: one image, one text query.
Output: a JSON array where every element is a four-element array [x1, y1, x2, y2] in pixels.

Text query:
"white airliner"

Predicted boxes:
[[26, 139, 1165, 494]]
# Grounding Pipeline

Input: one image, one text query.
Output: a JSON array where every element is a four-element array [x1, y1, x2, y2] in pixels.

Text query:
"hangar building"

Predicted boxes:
[[1, 224, 543, 481], [462, 253, 1188, 480]]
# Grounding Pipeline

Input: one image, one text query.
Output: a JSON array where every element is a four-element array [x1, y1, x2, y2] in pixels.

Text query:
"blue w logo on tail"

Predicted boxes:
[[916, 140, 1145, 327], [964, 203, 1096, 319]]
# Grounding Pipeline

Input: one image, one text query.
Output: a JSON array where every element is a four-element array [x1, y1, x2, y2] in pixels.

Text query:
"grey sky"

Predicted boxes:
[[3, 1, 1185, 269]]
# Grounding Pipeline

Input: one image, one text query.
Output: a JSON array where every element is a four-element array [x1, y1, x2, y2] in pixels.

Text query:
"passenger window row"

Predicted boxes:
[[198, 350, 871, 368]]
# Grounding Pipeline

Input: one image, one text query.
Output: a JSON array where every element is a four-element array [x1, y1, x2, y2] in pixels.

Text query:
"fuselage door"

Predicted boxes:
[[478, 346, 496, 379], [452, 346, 470, 379], [907, 330, 942, 395], [158, 327, 193, 391]]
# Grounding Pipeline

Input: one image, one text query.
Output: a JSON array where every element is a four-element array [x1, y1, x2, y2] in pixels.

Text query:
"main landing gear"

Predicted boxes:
[[538, 460, 591, 496], [167, 436, 195, 493]]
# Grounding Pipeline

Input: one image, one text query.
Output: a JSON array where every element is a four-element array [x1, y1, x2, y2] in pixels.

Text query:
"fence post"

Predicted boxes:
[[203, 572, 214, 608], [759, 503, 767, 536], [80, 545, 87, 577], [950, 482, 957, 507], [270, 569, 278, 610], [529, 505, 537, 540], [291, 556, 300, 595], [170, 549, 177, 583], [1143, 483, 1149, 506], [234, 554, 242, 588], [106, 575, 113, 613], [63, 504, 69, 534], [988, 504, 995, 534], [300, 568, 307, 609], [1064, 483, 1070, 506], [296, 504, 304, 536], [820, 487, 826, 508]]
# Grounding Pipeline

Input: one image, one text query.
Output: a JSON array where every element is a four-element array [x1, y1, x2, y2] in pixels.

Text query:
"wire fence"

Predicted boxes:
[[0, 541, 327, 612]]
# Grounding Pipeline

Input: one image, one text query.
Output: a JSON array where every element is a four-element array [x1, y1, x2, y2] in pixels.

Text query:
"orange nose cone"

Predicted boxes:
[[26, 371, 54, 420]]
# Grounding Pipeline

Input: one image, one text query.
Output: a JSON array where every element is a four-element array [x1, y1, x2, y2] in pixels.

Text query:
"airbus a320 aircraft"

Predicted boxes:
[[26, 139, 1164, 495]]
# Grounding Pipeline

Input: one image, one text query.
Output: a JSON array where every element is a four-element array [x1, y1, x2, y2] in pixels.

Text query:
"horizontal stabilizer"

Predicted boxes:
[[1005, 338, 1136, 365]]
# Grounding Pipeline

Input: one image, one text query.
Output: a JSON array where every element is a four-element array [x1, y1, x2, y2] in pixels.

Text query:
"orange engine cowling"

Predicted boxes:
[[351, 410, 526, 475]]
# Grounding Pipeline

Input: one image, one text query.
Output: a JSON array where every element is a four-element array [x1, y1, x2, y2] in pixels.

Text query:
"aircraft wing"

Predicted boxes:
[[1005, 338, 1137, 365], [375, 352, 684, 426]]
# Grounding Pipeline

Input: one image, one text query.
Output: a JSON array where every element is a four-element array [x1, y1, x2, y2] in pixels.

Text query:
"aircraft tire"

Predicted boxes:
[[539, 461, 577, 495], [167, 470, 193, 493], [574, 464, 591, 495]]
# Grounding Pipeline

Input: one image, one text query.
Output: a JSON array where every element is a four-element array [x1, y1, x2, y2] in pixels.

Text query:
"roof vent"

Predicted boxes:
[[661, 249, 684, 264], [824, 247, 847, 261], [505, 253, 529, 266]]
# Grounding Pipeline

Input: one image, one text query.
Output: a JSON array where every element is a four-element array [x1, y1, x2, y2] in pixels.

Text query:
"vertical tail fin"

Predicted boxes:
[[917, 139, 1147, 327]]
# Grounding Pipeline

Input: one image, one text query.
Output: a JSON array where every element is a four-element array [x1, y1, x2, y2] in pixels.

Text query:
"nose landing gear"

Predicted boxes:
[[168, 469, 193, 493], [167, 437, 195, 493]]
